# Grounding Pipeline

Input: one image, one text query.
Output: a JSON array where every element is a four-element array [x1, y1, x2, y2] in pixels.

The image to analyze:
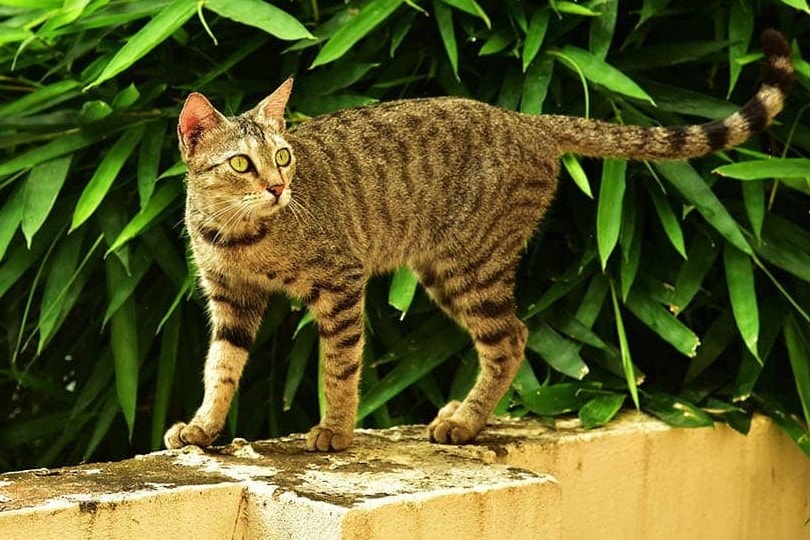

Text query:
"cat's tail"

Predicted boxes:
[[540, 29, 794, 161]]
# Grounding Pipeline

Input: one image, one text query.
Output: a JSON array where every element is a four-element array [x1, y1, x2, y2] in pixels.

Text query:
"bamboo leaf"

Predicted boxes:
[[438, 0, 491, 28], [723, 243, 761, 363], [644, 176, 686, 258], [727, 0, 753, 97], [579, 393, 625, 429], [434, 1, 459, 80], [0, 185, 24, 262], [713, 158, 810, 180], [554, 1, 600, 16], [656, 161, 752, 255], [561, 153, 593, 198], [479, 27, 512, 56], [526, 322, 590, 379], [21, 156, 71, 247], [670, 233, 719, 315], [522, 8, 549, 72], [137, 121, 166, 209], [106, 257, 139, 439], [596, 158, 626, 270], [784, 315, 810, 426], [643, 392, 714, 427], [626, 287, 701, 358], [521, 383, 594, 416], [0, 130, 96, 178], [557, 45, 655, 104], [107, 181, 182, 254], [71, 125, 144, 231], [310, 0, 405, 69], [388, 266, 419, 316], [151, 308, 180, 450], [205, 0, 314, 41], [85, 0, 196, 89], [283, 323, 317, 411], [588, 0, 617, 61]]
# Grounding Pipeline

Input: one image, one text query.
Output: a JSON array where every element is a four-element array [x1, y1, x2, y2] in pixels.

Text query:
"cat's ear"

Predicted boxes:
[[178, 92, 225, 156], [250, 78, 293, 131]]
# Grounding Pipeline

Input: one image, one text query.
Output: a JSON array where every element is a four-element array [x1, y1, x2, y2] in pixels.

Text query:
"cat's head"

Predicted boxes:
[[178, 79, 295, 222]]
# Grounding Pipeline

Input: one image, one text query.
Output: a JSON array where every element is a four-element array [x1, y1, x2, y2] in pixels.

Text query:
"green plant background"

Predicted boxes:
[[1, 0, 809, 470]]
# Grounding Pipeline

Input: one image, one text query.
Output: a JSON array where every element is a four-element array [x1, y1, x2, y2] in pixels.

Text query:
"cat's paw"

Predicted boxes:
[[427, 418, 479, 445], [427, 401, 481, 445], [306, 425, 354, 452], [164, 422, 217, 449]]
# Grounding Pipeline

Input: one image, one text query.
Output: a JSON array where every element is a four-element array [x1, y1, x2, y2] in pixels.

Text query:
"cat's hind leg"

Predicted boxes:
[[416, 259, 526, 444]]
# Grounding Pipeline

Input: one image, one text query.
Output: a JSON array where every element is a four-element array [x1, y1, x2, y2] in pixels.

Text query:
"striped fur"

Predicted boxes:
[[165, 31, 793, 451]]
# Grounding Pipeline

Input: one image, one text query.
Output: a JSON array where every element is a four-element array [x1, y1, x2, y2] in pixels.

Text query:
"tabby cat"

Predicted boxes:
[[165, 30, 793, 452]]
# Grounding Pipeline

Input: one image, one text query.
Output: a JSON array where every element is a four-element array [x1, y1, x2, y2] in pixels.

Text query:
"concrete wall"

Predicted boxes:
[[1, 412, 807, 539]]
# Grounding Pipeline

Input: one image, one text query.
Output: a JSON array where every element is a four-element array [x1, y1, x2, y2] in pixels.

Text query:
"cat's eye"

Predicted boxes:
[[275, 148, 291, 167], [229, 154, 251, 173]]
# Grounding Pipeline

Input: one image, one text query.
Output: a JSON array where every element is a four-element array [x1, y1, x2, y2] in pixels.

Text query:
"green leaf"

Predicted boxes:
[[37, 229, 87, 353], [83, 390, 120, 461], [71, 125, 144, 231], [670, 233, 719, 315], [521, 56, 554, 115], [521, 383, 593, 416], [713, 158, 810, 180], [107, 181, 182, 254], [784, 315, 810, 427], [388, 266, 419, 316], [685, 311, 736, 383], [102, 246, 152, 326], [656, 161, 752, 255], [0, 80, 80, 117], [205, 0, 314, 40], [643, 392, 714, 427], [723, 243, 761, 363], [21, 156, 71, 247], [596, 158, 626, 270], [619, 190, 641, 301], [526, 323, 590, 379], [479, 27, 512, 56], [588, 0, 617, 61], [727, 1, 753, 97], [643, 174, 686, 259], [0, 185, 24, 262], [433, 1, 458, 81], [554, 1, 600, 16], [522, 8, 549, 72], [776, 0, 810, 14], [561, 153, 593, 197], [579, 393, 625, 429], [283, 323, 317, 411], [151, 308, 180, 450], [358, 316, 468, 421], [556, 45, 655, 105], [137, 121, 166, 209], [85, 0, 196, 89], [438, 0, 491, 28], [0, 130, 96, 178], [626, 287, 701, 358], [310, 0, 405, 69], [106, 257, 139, 439]]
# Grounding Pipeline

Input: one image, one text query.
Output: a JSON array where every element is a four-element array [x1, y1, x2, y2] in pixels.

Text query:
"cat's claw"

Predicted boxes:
[[306, 425, 353, 452], [164, 422, 217, 449]]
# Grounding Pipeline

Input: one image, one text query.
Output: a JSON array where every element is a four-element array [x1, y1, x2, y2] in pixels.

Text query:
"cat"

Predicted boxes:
[[165, 30, 793, 452]]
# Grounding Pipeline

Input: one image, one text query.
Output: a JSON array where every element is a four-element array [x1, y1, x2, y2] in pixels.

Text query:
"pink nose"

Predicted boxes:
[[267, 184, 284, 197]]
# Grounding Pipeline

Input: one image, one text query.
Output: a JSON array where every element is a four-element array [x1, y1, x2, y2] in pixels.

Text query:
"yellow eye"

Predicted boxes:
[[229, 154, 251, 173], [275, 148, 291, 167]]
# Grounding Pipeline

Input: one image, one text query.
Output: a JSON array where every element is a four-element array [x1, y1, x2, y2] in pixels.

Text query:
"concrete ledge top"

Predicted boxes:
[[2, 411, 808, 540]]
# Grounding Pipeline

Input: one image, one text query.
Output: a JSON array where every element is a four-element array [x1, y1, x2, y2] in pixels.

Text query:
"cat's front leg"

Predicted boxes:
[[305, 280, 366, 452], [164, 279, 267, 449]]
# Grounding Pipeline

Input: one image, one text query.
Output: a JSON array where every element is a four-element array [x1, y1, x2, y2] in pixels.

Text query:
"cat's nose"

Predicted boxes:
[[267, 184, 284, 197]]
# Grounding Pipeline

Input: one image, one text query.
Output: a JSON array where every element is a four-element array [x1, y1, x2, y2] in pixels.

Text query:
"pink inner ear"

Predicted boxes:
[[179, 93, 220, 146], [260, 78, 293, 125]]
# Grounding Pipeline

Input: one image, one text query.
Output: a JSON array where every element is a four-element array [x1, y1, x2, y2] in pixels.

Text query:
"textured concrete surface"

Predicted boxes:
[[1, 412, 807, 539]]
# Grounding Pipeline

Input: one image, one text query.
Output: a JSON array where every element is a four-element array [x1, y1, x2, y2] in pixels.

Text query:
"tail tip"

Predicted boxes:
[[761, 29, 791, 59]]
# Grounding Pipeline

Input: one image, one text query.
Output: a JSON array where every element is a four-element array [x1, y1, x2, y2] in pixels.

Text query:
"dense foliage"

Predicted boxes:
[[1, 0, 809, 470]]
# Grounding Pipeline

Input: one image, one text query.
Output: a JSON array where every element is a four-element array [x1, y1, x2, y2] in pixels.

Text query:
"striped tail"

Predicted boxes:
[[542, 29, 794, 161]]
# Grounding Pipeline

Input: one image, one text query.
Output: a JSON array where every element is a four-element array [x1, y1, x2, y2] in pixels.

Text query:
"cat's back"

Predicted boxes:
[[285, 96, 559, 270]]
